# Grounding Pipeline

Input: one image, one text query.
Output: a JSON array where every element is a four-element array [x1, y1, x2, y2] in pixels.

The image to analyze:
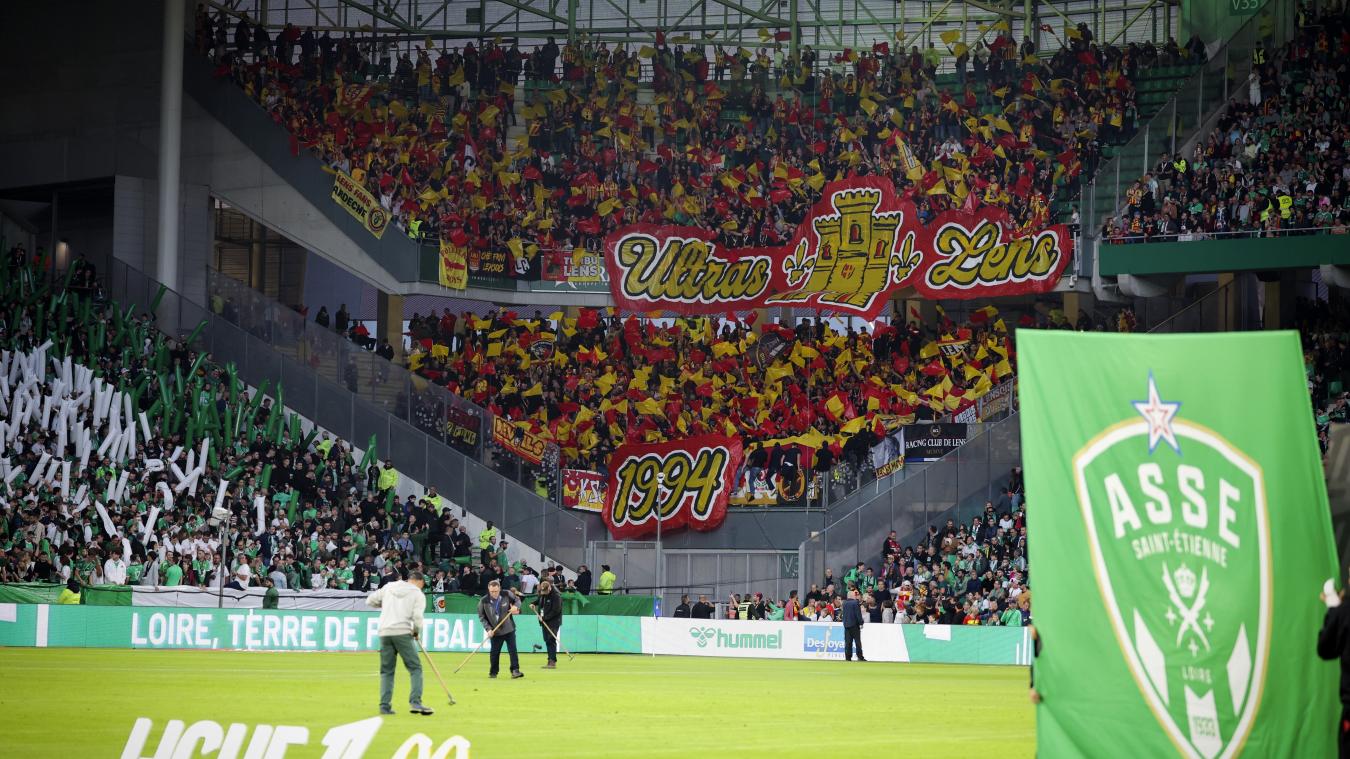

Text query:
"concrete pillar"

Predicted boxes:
[[377, 290, 405, 358], [1263, 279, 1281, 330], [1261, 272, 1295, 330], [1216, 273, 1238, 332], [753, 308, 771, 333], [903, 298, 935, 327], [248, 220, 265, 290], [1062, 292, 1097, 328], [155, 0, 184, 293]]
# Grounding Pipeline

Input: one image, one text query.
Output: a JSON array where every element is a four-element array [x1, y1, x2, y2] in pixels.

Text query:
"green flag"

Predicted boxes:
[[1020, 330, 1337, 758]]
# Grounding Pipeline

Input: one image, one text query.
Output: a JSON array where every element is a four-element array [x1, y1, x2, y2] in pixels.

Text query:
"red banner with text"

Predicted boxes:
[[562, 469, 607, 513], [603, 435, 743, 540], [491, 417, 547, 465], [605, 176, 1073, 319]]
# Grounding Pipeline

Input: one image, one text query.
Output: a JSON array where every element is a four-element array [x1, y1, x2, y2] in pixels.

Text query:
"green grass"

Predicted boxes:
[[0, 649, 1034, 757]]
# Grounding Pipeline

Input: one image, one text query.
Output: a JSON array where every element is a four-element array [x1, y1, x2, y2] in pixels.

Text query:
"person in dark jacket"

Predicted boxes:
[[1318, 578, 1350, 757], [673, 594, 692, 618], [531, 579, 564, 668], [1028, 624, 1043, 703], [477, 580, 523, 679], [575, 565, 592, 595], [841, 589, 867, 662], [691, 595, 714, 619]]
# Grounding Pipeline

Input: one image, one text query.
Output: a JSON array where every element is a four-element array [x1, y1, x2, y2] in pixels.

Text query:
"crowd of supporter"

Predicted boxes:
[[392, 303, 1022, 474], [196, 6, 1199, 261], [1104, 6, 1350, 242], [0, 257, 570, 596], [713, 485, 1029, 626], [1298, 297, 1350, 455]]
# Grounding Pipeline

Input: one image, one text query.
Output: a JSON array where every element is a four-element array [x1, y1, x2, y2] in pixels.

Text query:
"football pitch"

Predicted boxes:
[[0, 649, 1033, 758]]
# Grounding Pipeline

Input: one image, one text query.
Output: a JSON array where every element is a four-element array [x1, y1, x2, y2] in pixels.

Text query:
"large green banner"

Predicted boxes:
[[1020, 331, 1337, 757]]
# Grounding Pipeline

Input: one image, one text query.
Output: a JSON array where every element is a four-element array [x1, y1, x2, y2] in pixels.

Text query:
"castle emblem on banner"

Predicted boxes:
[[772, 187, 920, 310]]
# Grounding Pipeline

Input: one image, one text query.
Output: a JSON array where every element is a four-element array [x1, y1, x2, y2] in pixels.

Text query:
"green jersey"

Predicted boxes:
[[163, 564, 184, 586]]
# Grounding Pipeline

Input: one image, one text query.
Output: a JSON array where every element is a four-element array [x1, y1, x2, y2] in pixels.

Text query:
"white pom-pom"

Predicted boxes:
[[156, 481, 175, 511]]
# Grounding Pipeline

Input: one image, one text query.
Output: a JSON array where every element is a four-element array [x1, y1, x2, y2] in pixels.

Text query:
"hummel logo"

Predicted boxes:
[[689, 627, 717, 648]]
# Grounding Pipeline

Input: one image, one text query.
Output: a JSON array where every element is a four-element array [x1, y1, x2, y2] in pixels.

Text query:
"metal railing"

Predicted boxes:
[[1145, 278, 1256, 334], [797, 412, 1022, 594], [206, 269, 563, 497], [1104, 225, 1345, 244], [818, 395, 1018, 515], [586, 542, 800, 615], [110, 260, 589, 570]]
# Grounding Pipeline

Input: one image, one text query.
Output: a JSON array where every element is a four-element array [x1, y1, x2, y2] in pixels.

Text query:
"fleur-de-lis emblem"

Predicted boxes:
[[890, 237, 922, 284], [782, 239, 813, 287]]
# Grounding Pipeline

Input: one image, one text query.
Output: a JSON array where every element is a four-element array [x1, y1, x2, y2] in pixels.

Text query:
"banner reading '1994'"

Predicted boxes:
[[1019, 331, 1338, 758], [605, 177, 1073, 319], [604, 435, 742, 540]]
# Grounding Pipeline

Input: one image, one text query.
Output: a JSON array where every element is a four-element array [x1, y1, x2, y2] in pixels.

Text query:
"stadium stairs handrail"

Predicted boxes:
[[797, 410, 1022, 596], [109, 259, 590, 572], [1143, 278, 1251, 335], [204, 267, 563, 487]]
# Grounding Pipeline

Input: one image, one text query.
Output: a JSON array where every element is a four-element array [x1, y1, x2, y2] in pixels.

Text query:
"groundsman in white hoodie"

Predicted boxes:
[[366, 570, 432, 715]]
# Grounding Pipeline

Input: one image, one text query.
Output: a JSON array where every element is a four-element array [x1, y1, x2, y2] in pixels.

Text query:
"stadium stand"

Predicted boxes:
[[1300, 296, 1350, 455], [198, 9, 1208, 257], [0, 256, 567, 596], [395, 306, 1018, 474], [736, 494, 1029, 626], [1103, 8, 1350, 242], [780, 291, 1347, 631]]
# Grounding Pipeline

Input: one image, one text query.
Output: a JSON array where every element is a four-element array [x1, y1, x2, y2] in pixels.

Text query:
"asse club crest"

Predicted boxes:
[[1073, 374, 1270, 759]]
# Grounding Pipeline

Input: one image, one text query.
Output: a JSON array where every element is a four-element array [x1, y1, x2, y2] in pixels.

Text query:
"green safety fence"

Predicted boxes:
[[85, 587, 134, 606], [898, 623, 1032, 666], [0, 605, 644, 654], [0, 583, 132, 606], [0, 583, 64, 604]]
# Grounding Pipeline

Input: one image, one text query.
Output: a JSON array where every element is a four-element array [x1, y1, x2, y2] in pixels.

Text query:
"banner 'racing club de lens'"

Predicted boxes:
[[603, 434, 743, 540], [604, 176, 1074, 319], [1019, 331, 1338, 758]]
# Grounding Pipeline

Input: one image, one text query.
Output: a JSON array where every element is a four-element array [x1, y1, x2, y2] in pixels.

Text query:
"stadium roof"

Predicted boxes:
[[204, 0, 1178, 53]]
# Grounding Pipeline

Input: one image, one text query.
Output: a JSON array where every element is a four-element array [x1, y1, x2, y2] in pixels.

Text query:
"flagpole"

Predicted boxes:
[[217, 517, 228, 609], [655, 473, 663, 620], [650, 480, 656, 618]]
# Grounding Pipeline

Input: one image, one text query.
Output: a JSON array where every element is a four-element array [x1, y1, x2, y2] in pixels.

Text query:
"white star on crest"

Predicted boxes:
[[1132, 373, 1181, 455]]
